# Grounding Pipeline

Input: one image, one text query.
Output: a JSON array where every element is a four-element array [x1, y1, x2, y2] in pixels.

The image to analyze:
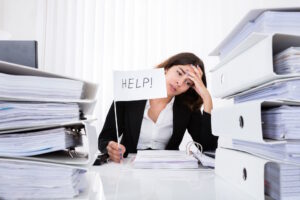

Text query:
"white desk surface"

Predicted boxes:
[[91, 155, 255, 200]]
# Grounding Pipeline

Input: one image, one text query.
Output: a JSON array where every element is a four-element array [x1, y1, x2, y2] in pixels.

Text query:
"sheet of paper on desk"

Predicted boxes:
[[134, 150, 201, 169]]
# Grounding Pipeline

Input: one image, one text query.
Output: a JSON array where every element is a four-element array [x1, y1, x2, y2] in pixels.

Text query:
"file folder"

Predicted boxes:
[[210, 7, 300, 58], [0, 121, 98, 168], [211, 100, 300, 144], [210, 33, 300, 98], [0, 60, 98, 115], [0, 60, 98, 103], [216, 148, 267, 200], [216, 148, 300, 200], [0, 158, 102, 199]]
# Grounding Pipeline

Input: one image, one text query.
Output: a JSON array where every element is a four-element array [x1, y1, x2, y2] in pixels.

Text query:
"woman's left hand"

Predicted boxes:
[[187, 65, 213, 113]]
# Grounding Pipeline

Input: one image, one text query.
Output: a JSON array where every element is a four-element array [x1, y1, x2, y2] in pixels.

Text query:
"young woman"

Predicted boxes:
[[98, 52, 218, 163]]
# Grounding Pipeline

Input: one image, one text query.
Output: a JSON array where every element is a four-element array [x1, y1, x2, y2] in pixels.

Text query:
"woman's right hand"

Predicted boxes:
[[106, 141, 126, 163]]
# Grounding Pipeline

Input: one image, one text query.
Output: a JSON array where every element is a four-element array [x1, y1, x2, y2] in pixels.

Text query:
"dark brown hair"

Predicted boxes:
[[157, 52, 206, 111]]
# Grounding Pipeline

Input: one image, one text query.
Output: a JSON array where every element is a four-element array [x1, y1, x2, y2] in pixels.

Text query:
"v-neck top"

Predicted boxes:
[[137, 98, 175, 150]]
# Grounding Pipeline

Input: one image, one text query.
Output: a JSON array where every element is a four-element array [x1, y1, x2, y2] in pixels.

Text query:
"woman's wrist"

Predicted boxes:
[[201, 91, 213, 113]]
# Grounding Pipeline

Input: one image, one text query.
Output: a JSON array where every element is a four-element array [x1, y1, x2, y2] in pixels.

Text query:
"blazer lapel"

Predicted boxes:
[[128, 100, 147, 149], [166, 97, 190, 149]]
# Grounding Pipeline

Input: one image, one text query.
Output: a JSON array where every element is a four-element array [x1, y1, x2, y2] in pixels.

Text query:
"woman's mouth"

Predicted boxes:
[[169, 84, 177, 93]]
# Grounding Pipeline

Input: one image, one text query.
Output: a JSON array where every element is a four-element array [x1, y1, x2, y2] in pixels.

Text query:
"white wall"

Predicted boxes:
[[0, 0, 38, 39]]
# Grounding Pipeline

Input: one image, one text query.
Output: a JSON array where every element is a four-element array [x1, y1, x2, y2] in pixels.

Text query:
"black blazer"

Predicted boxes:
[[98, 97, 218, 156]]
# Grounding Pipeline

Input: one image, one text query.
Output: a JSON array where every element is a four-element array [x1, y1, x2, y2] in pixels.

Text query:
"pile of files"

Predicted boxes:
[[0, 59, 99, 199], [134, 150, 214, 169], [217, 11, 300, 59], [210, 8, 300, 200], [134, 150, 199, 169]]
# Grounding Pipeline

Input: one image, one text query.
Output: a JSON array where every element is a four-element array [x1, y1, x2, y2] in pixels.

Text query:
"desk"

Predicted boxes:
[[92, 155, 255, 200]]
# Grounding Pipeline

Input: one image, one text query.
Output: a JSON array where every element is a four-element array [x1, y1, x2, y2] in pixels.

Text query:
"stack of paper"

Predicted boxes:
[[232, 140, 300, 165], [0, 159, 87, 199], [0, 102, 80, 130], [0, 72, 83, 100], [234, 78, 300, 103], [0, 128, 82, 156], [274, 47, 300, 75], [265, 162, 300, 200], [134, 150, 199, 169], [262, 105, 300, 140], [220, 11, 300, 59]]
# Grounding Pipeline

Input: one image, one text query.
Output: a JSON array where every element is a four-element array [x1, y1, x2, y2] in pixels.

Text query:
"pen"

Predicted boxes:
[[118, 134, 123, 161]]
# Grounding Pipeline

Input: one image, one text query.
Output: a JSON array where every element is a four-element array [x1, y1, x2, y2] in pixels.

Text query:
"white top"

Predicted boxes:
[[137, 98, 174, 150]]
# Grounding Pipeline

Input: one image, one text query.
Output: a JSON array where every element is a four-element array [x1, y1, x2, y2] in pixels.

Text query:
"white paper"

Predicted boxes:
[[220, 11, 300, 59], [113, 68, 167, 101], [0, 102, 80, 130], [134, 150, 199, 169], [0, 159, 87, 199], [0, 128, 82, 156]]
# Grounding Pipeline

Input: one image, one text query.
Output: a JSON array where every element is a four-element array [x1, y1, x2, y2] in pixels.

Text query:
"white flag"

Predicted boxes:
[[113, 68, 167, 101]]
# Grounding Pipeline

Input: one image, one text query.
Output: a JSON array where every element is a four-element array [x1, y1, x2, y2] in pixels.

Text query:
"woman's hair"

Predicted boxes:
[[156, 52, 207, 111]]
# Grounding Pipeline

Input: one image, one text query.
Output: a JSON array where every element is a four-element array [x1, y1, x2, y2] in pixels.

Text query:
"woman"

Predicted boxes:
[[98, 52, 218, 163]]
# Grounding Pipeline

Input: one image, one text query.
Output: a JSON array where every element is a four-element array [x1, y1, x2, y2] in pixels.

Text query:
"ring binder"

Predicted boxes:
[[185, 141, 215, 168]]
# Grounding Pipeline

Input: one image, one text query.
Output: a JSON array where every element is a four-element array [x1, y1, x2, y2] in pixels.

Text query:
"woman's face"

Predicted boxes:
[[165, 64, 194, 97]]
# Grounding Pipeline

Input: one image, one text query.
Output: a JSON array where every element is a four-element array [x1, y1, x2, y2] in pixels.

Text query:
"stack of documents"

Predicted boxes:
[[0, 101, 80, 130], [262, 105, 300, 140], [234, 78, 300, 103], [274, 47, 300, 75], [265, 162, 300, 200], [232, 140, 300, 165], [220, 11, 300, 59], [0, 159, 87, 199], [0, 72, 83, 100], [0, 128, 82, 156], [134, 150, 199, 169]]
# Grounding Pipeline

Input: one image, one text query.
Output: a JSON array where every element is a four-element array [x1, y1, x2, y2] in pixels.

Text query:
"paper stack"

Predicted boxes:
[[218, 11, 300, 59], [0, 60, 99, 199], [210, 8, 300, 200], [265, 162, 300, 200], [134, 150, 199, 169]]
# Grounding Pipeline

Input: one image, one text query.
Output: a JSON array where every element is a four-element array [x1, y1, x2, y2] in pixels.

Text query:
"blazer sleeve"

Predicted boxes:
[[98, 102, 125, 154], [187, 110, 218, 151]]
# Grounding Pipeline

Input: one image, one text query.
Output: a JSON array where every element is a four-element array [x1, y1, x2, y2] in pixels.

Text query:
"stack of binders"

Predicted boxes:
[[210, 8, 300, 200], [0, 60, 100, 199]]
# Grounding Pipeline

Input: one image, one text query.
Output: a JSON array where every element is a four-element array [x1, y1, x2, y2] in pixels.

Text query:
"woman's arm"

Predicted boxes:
[[98, 102, 126, 162], [187, 65, 213, 113]]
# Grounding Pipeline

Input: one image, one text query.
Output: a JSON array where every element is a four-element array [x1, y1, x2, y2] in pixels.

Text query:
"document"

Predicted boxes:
[[0, 127, 82, 156], [0, 101, 80, 130], [234, 78, 300, 103], [232, 140, 300, 165], [0, 72, 83, 100], [134, 150, 200, 169], [220, 11, 300, 59], [262, 105, 300, 140], [0, 159, 87, 199], [265, 162, 300, 200], [274, 47, 300, 75]]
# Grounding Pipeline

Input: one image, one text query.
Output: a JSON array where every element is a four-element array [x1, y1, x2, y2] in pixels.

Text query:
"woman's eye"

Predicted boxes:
[[185, 80, 192, 86], [177, 70, 182, 76]]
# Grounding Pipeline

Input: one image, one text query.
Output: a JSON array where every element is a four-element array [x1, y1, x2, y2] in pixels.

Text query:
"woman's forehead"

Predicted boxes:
[[174, 64, 193, 70]]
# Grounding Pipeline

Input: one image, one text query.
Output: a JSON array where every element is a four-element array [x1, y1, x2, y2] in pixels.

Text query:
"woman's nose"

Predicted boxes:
[[176, 78, 184, 86]]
